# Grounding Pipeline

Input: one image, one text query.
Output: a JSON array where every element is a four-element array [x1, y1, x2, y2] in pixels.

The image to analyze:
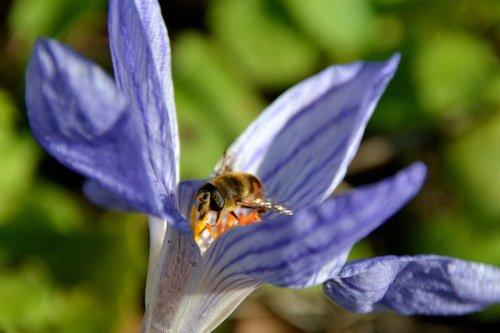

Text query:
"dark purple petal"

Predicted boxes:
[[83, 179, 190, 233], [223, 55, 400, 209], [202, 162, 426, 289], [83, 180, 137, 211], [26, 38, 162, 217], [324, 255, 500, 315], [109, 0, 179, 206]]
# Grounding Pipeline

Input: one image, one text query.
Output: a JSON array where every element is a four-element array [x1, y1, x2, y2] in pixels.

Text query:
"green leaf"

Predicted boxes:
[[0, 90, 40, 220], [0, 264, 61, 332], [283, 0, 376, 56], [413, 32, 495, 116], [209, 0, 319, 88], [413, 212, 500, 266], [173, 32, 265, 178], [446, 113, 500, 223]]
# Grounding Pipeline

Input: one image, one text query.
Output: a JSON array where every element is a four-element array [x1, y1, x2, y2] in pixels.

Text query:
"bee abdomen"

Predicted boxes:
[[212, 173, 263, 201]]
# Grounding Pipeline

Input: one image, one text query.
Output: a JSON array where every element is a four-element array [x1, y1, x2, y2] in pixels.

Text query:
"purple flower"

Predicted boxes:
[[25, 0, 500, 332]]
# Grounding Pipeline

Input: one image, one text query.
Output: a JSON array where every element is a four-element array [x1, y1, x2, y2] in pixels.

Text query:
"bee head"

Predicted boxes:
[[196, 183, 225, 219]]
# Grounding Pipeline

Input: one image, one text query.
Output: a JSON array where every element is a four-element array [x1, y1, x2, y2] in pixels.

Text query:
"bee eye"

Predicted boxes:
[[210, 190, 225, 211], [196, 183, 224, 211]]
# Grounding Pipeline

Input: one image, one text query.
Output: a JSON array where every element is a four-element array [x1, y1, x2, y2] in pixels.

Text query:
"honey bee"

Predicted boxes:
[[194, 152, 293, 229]]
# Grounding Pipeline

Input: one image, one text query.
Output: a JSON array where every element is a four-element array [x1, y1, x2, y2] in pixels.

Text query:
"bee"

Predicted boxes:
[[194, 152, 293, 232]]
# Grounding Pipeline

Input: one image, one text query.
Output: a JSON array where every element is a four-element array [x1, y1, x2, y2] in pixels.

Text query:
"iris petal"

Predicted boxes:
[[143, 223, 260, 333], [168, 270, 260, 333], [202, 162, 426, 289], [83, 177, 205, 221], [324, 255, 500, 315], [26, 39, 162, 216], [109, 0, 179, 208], [83, 180, 137, 211], [143, 224, 202, 332], [224, 54, 400, 209]]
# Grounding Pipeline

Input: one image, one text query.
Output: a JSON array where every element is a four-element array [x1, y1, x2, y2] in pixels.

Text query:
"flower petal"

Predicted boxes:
[[109, 0, 179, 206], [144, 217, 167, 304], [83, 180, 137, 211], [168, 269, 260, 333], [26, 38, 162, 216], [224, 54, 400, 209], [143, 223, 203, 332], [324, 255, 500, 315], [143, 219, 259, 333], [203, 162, 426, 289]]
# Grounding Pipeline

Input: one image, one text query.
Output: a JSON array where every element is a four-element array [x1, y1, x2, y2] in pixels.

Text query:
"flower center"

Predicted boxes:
[[190, 206, 262, 254]]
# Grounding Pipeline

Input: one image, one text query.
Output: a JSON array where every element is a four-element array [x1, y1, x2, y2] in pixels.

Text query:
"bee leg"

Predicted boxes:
[[230, 211, 239, 221], [222, 211, 238, 231], [244, 211, 261, 224], [213, 211, 221, 224], [204, 223, 217, 240], [214, 211, 225, 235]]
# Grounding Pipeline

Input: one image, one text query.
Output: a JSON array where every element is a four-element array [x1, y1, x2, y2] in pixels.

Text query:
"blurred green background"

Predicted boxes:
[[1, 0, 500, 332]]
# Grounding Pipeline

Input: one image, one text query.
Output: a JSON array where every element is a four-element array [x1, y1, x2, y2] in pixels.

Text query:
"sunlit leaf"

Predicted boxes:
[[283, 0, 376, 57], [0, 90, 39, 220], [209, 0, 319, 88], [9, 0, 105, 49], [413, 32, 495, 116], [0, 264, 60, 332], [173, 32, 265, 178], [446, 113, 500, 222]]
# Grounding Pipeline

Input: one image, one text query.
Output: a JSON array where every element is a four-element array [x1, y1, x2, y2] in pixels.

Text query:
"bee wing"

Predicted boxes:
[[214, 148, 235, 176], [239, 198, 293, 215]]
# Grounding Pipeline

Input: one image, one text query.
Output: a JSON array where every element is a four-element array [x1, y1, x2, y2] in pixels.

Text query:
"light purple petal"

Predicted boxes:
[[167, 268, 260, 332], [26, 38, 162, 217], [143, 223, 202, 331], [202, 162, 426, 289], [223, 55, 400, 209], [109, 0, 179, 207], [144, 222, 260, 333], [324, 255, 500, 315]]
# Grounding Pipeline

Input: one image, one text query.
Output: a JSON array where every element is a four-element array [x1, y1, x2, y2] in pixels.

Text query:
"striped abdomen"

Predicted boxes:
[[210, 172, 263, 208]]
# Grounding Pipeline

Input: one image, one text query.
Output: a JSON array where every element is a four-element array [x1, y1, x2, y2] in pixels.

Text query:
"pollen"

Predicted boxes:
[[190, 206, 262, 253]]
